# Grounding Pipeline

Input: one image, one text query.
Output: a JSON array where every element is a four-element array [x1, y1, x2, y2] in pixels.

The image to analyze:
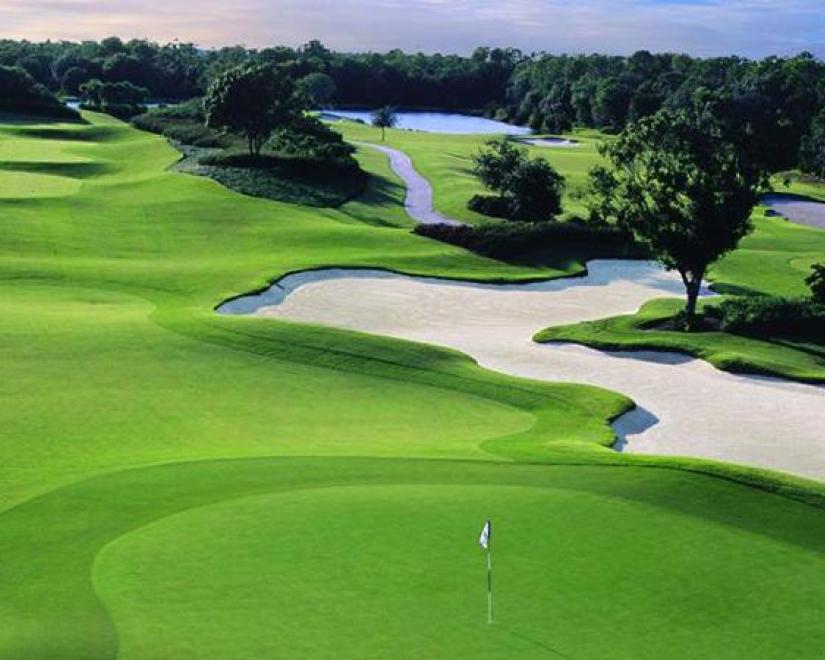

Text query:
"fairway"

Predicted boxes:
[[3, 109, 825, 660]]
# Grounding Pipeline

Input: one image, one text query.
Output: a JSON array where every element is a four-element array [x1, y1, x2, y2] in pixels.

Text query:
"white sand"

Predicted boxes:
[[522, 138, 579, 148], [763, 194, 825, 230], [358, 143, 461, 226], [219, 260, 825, 481]]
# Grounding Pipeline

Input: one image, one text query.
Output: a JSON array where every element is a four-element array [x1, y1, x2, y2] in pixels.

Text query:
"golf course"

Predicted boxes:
[[3, 102, 825, 660]]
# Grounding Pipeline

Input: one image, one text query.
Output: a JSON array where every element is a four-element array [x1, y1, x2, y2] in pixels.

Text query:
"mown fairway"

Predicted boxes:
[[3, 113, 825, 659]]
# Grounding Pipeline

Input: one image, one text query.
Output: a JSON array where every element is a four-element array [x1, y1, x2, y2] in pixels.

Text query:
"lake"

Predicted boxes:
[[321, 110, 531, 135]]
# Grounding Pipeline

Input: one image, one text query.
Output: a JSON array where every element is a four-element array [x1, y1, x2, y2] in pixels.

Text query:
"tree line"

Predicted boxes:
[[2, 38, 823, 175]]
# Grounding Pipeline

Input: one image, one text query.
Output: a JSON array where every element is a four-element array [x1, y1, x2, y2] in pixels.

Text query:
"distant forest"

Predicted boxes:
[[2, 37, 824, 173]]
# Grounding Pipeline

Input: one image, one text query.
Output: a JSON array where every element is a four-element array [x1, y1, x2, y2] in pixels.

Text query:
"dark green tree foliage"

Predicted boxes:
[[269, 114, 354, 162], [297, 72, 336, 106], [808, 264, 825, 304], [80, 79, 149, 118], [61, 66, 89, 95], [0, 65, 78, 118], [589, 110, 761, 329], [371, 106, 397, 141], [801, 112, 825, 180], [471, 139, 565, 222], [205, 64, 303, 157]]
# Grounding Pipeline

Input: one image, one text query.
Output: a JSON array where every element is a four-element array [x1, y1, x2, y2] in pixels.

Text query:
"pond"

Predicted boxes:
[[320, 109, 531, 135], [65, 100, 167, 110]]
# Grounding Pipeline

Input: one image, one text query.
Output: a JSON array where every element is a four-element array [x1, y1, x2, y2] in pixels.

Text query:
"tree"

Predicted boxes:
[[589, 109, 761, 329], [508, 158, 566, 221], [471, 139, 565, 222], [205, 64, 303, 158], [61, 66, 89, 95], [298, 72, 336, 106], [807, 263, 825, 304], [800, 111, 825, 180], [371, 106, 397, 141], [0, 65, 77, 118], [79, 79, 104, 106], [472, 139, 525, 191]]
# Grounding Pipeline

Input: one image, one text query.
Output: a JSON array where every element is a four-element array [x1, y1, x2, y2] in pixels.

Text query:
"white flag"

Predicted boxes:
[[479, 520, 491, 550]]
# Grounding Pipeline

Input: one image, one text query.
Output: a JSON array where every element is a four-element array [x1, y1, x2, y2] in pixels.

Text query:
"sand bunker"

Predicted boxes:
[[763, 194, 825, 230], [219, 260, 825, 481], [522, 137, 579, 148], [359, 143, 461, 226]]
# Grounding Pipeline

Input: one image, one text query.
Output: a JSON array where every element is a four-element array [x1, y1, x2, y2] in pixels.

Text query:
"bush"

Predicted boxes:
[[470, 139, 565, 222], [807, 263, 825, 304], [83, 102, 145, 120], [414, 220, 639, 261], [132, 99, 227, 148], [267, 115, 355, 163], [467, 194, 510, 219], [717, 296, 825, 338]]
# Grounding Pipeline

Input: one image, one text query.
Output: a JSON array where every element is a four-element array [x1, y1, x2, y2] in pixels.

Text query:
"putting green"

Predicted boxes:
[[97, 476, 825, 660], [4, 458, 825, 659]]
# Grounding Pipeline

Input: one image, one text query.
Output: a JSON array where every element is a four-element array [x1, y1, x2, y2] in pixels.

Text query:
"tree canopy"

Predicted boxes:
[[0, 65, 78, 119], [471, 139, 565, 223], [371, 106, 397, 141], [808, 264, 825, 304], [205, 64, 304, 157], [589, 109, 762, 328], [1, 38, 824, 174]]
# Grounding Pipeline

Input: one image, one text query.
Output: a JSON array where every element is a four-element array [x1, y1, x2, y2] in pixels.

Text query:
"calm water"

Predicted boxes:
[[65, 100, 166, 110], [322, 110, 531, 135]]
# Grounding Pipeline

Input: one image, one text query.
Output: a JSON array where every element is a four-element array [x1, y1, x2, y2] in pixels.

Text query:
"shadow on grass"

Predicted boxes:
[[340, 171, 410, 227]]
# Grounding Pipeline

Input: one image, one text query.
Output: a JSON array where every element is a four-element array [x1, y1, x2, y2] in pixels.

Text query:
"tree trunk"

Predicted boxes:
[[247, 134, 254, 158], [680, 268, 705, 332], [381, 126, 385, 142]]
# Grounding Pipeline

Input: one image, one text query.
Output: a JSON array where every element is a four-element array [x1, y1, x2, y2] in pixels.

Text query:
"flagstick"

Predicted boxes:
[[486, 545, 493, 625]]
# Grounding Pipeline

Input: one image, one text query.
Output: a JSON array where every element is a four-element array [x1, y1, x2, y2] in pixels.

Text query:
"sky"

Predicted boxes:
[[1, 0, 823, 57]]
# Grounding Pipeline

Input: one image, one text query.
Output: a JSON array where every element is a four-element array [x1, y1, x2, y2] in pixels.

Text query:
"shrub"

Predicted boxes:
[[717, 296, 825, 338], [414, 220, 639, 261], [267, 115, 355, 163], [807, 263, 825, 304], [132, 100, 228, 148], [467, 194, 510, 219], [470, 139, 565, 222]]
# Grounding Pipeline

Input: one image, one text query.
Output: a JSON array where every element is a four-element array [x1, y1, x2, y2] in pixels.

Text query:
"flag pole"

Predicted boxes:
[[486, 543, 493, 625]]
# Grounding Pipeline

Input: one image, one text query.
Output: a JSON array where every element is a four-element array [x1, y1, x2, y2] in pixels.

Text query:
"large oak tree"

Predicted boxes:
[[589, 109, 762, 329]]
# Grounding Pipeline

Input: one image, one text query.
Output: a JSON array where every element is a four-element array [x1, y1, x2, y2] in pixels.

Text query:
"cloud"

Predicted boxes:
[[0, 0, 822, 57]]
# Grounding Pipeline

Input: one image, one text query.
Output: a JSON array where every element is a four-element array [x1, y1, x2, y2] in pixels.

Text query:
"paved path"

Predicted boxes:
[[357, 142, 462, 226]]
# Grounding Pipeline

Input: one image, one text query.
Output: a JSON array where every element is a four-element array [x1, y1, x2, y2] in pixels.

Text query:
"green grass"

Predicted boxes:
[[536, 297, 825, 383], [5, 112, 825, 658], [4, 457, 825, 659], [334, 121, 603, 221]]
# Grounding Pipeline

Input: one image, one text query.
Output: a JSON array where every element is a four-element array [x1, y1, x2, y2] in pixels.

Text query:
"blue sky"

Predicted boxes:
[[1, 0, 823, 56]]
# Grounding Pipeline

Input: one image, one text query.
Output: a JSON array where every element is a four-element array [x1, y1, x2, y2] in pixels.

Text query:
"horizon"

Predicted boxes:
[[1, 0, 824, 58]]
